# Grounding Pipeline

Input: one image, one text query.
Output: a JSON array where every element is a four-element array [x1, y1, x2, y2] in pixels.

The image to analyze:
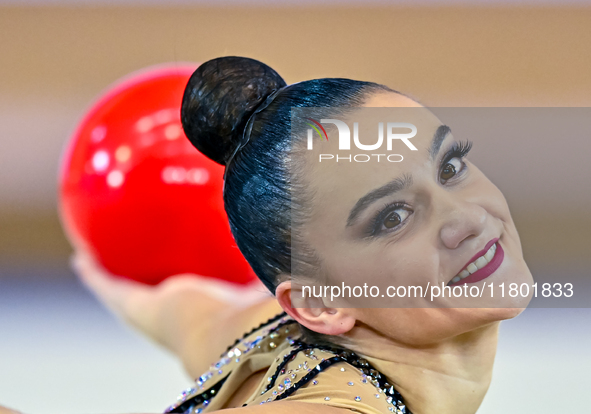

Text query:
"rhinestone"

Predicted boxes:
[[235, 358, 241, 363], [312, 380, 318, 385], [388, 408, 395, 412], [278, 384, 284, 391], [354, 396, 362, 402], [347, 382, 354, 386], [272, 390, 278, 396], [270, 332, 279, 339], [268, 377, 272, 382], [340, 367, 346, 372], [386, 396, 393, 404], [291, 373, 296, 379], [195, 409, 202, 414], [361, 378, 367, 383], [233, 348, 242, 357], [375, 394, 380, 398], [202, 400, 209, 407], [325, 397, 331, 401], [284, 378, 292, 388], [266, 398, 272, 402], [370, 369, 381, 379], [218, 369, 223, 374], [269, 342, 277, 349]]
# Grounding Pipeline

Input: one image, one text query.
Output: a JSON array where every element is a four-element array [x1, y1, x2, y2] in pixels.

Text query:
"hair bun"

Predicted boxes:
[[181, 56, 287, 166]]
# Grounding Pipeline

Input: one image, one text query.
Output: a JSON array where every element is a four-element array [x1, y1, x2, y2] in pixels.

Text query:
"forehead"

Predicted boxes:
[[291, 92, 448, 239], [296, 92, 445, 196]]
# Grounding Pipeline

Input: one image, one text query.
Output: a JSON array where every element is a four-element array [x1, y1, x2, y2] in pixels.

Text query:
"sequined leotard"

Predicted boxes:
[[165, 313, 410, 414]]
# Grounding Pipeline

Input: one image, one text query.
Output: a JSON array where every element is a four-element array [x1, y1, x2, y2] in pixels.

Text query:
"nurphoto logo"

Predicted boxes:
[[305, 118, 417, 163]]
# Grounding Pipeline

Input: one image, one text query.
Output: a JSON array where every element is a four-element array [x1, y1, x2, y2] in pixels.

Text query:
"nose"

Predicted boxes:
[[437, 193, 488, 250]]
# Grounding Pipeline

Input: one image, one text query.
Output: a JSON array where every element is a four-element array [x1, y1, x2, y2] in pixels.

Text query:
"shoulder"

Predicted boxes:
[[166, 313, 408, 414], [250, 345, 406, 414], [165, 312, 296, 413], [218, 400, 365, 414]]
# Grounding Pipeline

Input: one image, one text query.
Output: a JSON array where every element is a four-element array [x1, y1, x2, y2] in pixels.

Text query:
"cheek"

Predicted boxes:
[[378, 242, 441, 285], [322, 238, 441, 297], [470, 166, 514, 223]]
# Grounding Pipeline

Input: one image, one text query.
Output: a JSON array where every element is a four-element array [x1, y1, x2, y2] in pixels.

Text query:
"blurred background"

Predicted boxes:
[[1, 1, 590, 413]]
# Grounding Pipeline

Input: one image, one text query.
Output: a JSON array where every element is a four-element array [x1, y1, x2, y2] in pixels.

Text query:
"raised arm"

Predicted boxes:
[[1, 401, 354, 414], [72, 250, 283, 378]]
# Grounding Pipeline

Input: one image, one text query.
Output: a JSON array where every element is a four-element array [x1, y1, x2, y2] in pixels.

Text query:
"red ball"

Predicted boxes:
[[59, 63, 257, 285]]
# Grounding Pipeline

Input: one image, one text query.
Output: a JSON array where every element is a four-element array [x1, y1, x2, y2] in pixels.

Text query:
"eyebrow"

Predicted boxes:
[[429, 125, 451, 161], [346, 124, 451, 227]]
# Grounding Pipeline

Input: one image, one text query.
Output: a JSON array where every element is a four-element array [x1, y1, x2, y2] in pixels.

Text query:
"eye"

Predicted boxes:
[[440, 157, 463, 182], [376, 208, 411, 233], [439, 140, 472, 184]]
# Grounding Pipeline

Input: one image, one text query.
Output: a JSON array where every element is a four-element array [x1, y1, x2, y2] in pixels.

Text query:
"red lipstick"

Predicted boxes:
[[449, 238, 504, 286]]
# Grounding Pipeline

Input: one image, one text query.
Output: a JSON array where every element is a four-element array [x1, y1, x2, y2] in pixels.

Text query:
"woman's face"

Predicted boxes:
[[294, 92, 534, 345]]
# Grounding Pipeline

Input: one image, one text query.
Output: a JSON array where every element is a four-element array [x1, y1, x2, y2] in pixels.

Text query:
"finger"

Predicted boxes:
[[70, 251, 152, 317]]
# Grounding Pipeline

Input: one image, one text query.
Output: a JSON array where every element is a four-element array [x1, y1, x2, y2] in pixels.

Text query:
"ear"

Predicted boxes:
[[274, 279, 356, 336]]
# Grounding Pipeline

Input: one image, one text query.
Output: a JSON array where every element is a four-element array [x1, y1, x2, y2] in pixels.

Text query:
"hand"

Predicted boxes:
[[71, 249, 280, 376]]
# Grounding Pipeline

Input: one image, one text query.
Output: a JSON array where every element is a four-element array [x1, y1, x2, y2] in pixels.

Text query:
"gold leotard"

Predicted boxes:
[[165, 313, 409, 414]]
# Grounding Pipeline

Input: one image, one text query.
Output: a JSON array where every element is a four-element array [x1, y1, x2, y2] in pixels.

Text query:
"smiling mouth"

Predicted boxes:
[[448, 238, 505, 286]]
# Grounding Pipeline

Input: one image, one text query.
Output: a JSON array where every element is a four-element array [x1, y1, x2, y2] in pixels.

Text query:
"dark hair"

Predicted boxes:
[[181, 56, 395, 294]]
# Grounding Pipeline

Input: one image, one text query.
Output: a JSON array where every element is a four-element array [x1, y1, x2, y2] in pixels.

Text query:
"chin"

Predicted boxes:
[[487, 304, 527, 321]]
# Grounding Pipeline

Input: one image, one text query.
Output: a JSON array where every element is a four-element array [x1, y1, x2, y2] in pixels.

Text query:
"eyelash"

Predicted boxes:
[[440, 140, 473, 182], [367, 140, 474, 237], [368, 201, 409, 237]]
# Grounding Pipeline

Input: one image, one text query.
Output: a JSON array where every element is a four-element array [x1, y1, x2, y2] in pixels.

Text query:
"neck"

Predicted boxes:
[[342, 322, 500, 414]]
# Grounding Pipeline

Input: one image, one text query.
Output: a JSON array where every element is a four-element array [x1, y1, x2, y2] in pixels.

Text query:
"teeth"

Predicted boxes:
[[458, 270, 470, 278], [474, 256, 488, 269], [451, 242, 497, 283]]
